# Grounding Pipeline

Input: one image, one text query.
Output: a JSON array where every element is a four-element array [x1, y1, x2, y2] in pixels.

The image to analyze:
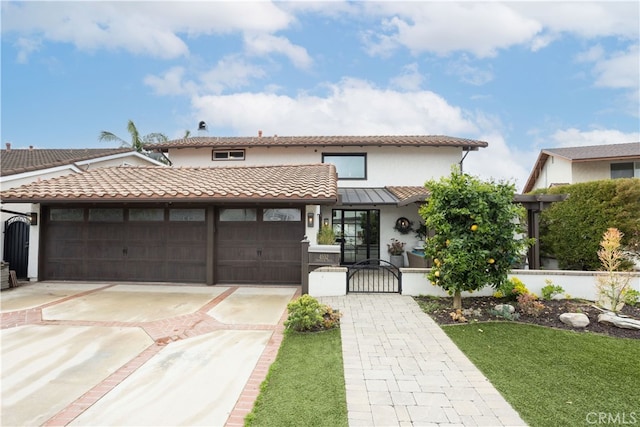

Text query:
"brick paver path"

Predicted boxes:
[[319, 294, 528, 427]]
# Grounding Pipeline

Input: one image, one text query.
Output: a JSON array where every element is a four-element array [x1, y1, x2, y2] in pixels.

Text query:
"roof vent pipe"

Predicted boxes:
[[5, 142, 11, 151]]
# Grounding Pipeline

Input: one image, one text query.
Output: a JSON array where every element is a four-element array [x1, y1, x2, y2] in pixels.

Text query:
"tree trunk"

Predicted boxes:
[[453, 291, 462, 310]]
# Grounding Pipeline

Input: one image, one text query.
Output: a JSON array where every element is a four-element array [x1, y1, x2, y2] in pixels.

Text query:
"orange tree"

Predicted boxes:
[[419, 170, 532, 309]]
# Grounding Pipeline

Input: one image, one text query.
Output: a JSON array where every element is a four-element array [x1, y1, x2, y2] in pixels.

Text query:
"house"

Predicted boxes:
[[523, 142, 640, 193], [1, 145, 165, 279], [0, 134, 487, 285]]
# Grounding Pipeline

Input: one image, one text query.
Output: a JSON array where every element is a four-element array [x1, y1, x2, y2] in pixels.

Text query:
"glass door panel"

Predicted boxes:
[[333, 209, 380, 264]]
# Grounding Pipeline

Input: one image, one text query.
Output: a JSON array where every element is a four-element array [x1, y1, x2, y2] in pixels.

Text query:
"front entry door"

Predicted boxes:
[[332, 209, 379, 264]]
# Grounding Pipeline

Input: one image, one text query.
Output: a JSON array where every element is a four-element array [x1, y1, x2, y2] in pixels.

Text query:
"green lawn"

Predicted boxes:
[[444, 323, 640, 427], [245, 328, 348, 427]]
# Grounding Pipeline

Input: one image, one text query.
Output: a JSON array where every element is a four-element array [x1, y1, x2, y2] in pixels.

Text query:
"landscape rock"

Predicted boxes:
[[559, 313, 590, 328], [494, 304, 515, 314], [598, 312, 640, 330]]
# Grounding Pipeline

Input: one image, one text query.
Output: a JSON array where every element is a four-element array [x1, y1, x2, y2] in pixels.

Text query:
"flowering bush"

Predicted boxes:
[[387, 238, 406, 255], [493, 276, 529, 300]]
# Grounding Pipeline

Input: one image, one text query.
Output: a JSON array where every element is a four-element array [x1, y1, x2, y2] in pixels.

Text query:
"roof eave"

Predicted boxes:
[[1, 196, 338, 205]]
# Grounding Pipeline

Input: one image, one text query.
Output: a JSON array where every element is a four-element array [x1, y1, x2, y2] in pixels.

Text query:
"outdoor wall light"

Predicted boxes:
[[323, 218, 329, 227], [307, 212, 314, 228]]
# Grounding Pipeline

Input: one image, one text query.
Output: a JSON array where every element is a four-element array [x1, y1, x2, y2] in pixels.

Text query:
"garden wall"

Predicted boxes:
[[308, 267, 640, 301], [401, 268, 640, 301]]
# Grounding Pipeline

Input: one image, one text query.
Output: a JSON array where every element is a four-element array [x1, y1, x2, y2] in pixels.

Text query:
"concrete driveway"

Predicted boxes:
[[1, 282, 298, 426]]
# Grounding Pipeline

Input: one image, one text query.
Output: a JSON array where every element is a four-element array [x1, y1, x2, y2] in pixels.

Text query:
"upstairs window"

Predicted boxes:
[[213, 149, 245, 161], [322, 153, 367, 180], [610, 162, 638, 179]]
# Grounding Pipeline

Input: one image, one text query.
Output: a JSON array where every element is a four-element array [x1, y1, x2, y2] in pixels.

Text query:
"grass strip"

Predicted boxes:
[[245, 328, 348, 427], [444, 323, 640, 427]]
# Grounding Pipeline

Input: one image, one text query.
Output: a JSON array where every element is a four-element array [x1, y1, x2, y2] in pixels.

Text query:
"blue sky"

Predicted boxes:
[[2, 1, 639, 191]]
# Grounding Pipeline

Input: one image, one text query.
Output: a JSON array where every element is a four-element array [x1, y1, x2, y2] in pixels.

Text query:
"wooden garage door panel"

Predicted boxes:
[[215, 208, 303, 284], [42, 207, 206, 283]]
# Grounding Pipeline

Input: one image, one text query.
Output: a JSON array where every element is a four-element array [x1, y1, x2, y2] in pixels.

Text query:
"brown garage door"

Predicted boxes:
[[215, 207, 303, 284], [42, 207, 207, 283]]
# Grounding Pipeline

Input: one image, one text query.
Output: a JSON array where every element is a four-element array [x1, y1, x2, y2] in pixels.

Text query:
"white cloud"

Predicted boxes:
[[199, 56, 268, 94], [389, 63, 424, 91], [14, 37, 41, 64], [144, 66, 194, 96], [190, 77, 479, 136], [244, 33, 313, 69], [363, 2, 542, 58], [513, 2, 639, 40], [1, 1, 294, 60], [592, 44, 640, 90], [550, 128, 640, 147], [362, 2, 638, 58], [446, 55, 494, 86], [464, 133, 533, 191], [144, 56, 268, 96]]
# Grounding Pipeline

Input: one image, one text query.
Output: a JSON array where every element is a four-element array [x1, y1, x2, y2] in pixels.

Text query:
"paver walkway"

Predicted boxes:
[[319, 294, 527, 427]]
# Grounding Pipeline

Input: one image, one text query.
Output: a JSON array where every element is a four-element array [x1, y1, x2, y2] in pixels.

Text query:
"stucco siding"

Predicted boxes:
[[167, 146, 461, 187], [571, 161, 611, 183], [533, 157, 572, 190]]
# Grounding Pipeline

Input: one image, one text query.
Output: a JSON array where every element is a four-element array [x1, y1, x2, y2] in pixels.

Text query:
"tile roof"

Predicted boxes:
[[543, 142, 640, 161], [386, 186, 430, 206], [1, 147, 135, 176], [0, 164, 338, 204], [144, 135, 489, 151]]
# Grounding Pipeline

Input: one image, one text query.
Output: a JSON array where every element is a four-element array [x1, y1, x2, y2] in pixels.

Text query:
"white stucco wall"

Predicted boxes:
[[401, 269, 640, 301], [533, 156, 572, 190], [309, 267, 640, 300], [166, 146, 462, 187]]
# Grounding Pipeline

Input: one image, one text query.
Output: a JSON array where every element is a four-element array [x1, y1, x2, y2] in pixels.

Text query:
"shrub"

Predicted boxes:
[[623, 289, 640, 307], [493, 277, 516, 299], [317, 225, 336, 245], [595, 228, 633, 312], [540, 279, 565, 300], [538, 179, 640, 270], [489, 305, 521, 321], [517, 293, 545, 317], [284, 295, 341, 332]]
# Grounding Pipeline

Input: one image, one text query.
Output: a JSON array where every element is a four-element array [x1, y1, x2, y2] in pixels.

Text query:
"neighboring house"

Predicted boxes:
[[0, 134, 487, 285], [523, 142, 640, 193], [1, 145, 165, 279]]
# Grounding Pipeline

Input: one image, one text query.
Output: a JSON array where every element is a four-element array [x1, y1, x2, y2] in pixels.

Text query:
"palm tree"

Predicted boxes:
[[99, 120, 168, 153]]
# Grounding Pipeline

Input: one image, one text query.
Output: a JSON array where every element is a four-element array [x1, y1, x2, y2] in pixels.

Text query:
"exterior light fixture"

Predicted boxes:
[[323, 218, 329, 227], [307, 212, 314, 228]]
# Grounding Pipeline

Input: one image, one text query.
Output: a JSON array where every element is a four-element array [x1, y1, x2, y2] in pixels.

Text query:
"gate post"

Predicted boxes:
[[301, 238, 310, 294]]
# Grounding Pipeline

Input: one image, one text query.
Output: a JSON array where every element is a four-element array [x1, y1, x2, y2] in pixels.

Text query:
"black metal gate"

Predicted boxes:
[[347, 259, 401, 293], [3, 216, 30, 278]]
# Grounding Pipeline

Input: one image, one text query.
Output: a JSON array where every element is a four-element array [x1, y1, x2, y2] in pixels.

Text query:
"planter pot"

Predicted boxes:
[[390, 254, 404, 268]]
